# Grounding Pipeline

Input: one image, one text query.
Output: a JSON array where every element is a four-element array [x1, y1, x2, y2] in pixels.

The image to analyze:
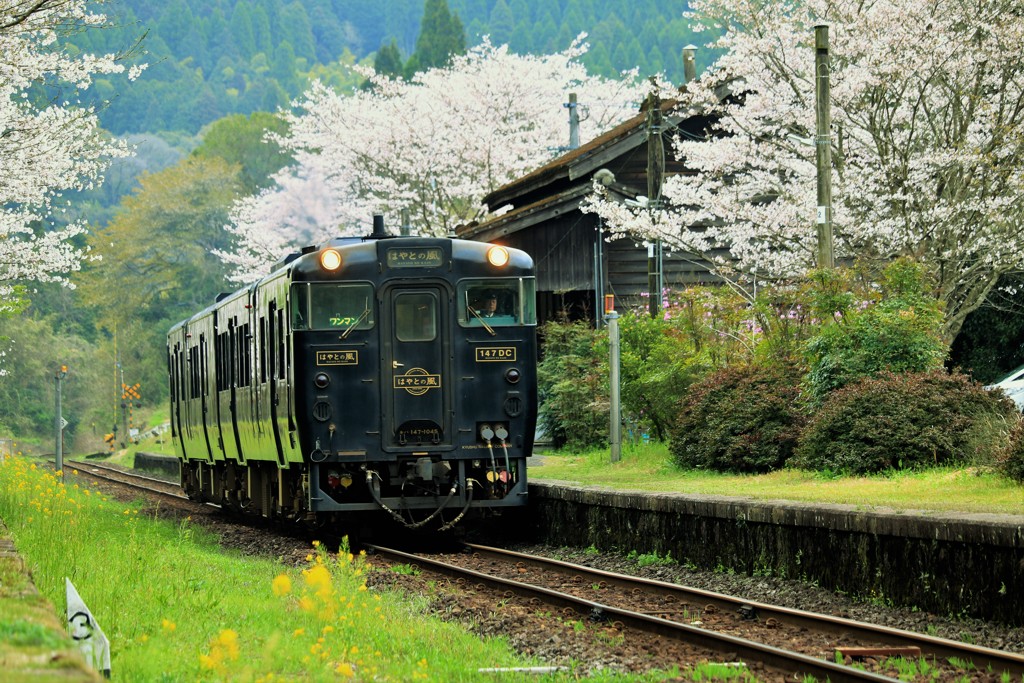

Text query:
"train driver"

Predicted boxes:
[[476, 291, 499, 318]]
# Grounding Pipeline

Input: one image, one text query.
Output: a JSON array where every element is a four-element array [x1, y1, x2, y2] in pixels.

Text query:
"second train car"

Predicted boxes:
[[167, 216, 537, 530]]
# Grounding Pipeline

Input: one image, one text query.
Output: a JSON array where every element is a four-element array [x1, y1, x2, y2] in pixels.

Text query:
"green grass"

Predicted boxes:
[[0, 456, 689, 682], [0, 526, 97, 682], [530, 442, 1024, 515]]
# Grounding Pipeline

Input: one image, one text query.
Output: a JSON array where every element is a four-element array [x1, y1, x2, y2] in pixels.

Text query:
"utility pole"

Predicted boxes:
[[683, 45, 698, 83], [400, 208, 411, 236], [645, 87, 665, 318], [565, 92, 580, 150], [55, 364, 68, 475], [814, 24, 835, 269]]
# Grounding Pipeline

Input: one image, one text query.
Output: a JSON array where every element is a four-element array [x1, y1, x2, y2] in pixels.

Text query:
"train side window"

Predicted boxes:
[[259, 316, 267, 385], [276, 309, 286, 380], [395, 292, 436, 342], [189, 346, 200, 399], [291, 284, 309, 330], [200, 334, 208, 397], [237, 322, 252, 388]]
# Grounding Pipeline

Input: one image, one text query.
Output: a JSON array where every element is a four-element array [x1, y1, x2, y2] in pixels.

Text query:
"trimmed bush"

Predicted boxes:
[[669, 362, 806, 473], [794, 370, 1016, 474], [997, 416, 1024, 483]]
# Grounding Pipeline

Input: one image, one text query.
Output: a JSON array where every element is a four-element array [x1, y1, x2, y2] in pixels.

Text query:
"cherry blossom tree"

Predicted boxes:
[[585, 0, 1024, 341], [0, 0, 142, 314], [224, 37, 646, 282]]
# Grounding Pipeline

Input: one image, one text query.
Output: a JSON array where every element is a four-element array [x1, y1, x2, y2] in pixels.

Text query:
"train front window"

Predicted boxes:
[[394, 292, 437, 342], [458, 278, 536, 327], [296, 283, 375, 332]]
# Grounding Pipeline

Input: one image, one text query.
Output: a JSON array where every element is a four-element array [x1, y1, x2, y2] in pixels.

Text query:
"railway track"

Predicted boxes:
[[61, 459, 1024, 679], [367, 542, 1024, 682], [65, 459, 187, 501]]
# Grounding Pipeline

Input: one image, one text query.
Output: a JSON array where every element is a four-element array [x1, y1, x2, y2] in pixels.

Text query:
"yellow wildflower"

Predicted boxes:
[[214, 629, 240, 662], [271, 574, 292, 596], [302, 564, 331, 591], [335, 662, 355, 677], [161, 619, 176, 632]]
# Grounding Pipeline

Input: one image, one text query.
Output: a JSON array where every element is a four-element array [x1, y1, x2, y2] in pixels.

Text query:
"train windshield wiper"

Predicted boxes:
[[467, 305, 495, 336], [340, 307, 370, 339]]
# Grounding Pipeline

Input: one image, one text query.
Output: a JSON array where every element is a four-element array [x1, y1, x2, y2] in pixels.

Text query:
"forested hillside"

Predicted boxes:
[[76, 0, 702, 135]]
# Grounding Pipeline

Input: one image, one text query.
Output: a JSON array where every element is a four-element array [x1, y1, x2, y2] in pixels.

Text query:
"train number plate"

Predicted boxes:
[[476, 347, 516, 362]]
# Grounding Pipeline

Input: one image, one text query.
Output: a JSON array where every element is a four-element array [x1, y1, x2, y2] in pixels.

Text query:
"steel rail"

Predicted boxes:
[[66, 459, 189, 501], [465, 542, 1024, 678], [367, 543, 899, 683]]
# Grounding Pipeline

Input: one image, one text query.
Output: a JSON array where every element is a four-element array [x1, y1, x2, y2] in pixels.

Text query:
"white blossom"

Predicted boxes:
[[225, 37, 646, 281], [585, 0, 1024, 340], [0, 1, 144, 304]]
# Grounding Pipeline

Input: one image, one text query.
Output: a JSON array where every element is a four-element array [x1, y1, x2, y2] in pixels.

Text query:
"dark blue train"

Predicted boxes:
[[167, 216, 537, 530]]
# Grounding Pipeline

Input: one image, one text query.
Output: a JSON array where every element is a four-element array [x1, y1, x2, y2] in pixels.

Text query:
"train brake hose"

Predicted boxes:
[[438, 479, 475, 532], [495, 425, 512, 483], [365, 471, 459, 530], [480, 425, 498, 484]]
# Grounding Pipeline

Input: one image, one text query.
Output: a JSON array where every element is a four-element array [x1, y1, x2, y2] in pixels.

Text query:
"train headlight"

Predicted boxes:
[[487, 246, 510, 267], [314, 372, 330, 389], [320, 248, 343, 271], [505, 368, 521, 384]]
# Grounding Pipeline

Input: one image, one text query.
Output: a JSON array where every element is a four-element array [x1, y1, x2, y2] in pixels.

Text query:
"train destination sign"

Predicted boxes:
[[386, 247, 444, 268]]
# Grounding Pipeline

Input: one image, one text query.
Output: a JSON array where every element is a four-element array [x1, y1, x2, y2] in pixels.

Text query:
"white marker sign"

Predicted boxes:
[[66, 578, 111, 678]]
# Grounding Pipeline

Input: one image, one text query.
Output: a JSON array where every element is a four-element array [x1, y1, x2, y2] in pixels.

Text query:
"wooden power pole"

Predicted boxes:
[[645, 88, 665, 317], [814, 24, 835, 269]]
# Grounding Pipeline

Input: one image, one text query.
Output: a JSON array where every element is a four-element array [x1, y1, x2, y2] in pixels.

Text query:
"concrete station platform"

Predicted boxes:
[[526, 482, 1024, 626]]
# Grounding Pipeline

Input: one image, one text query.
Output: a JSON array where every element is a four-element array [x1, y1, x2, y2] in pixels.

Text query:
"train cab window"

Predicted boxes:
[[459, 278, 536, 327], [394, 292, 437, 342], [292, 283, 375, 332]]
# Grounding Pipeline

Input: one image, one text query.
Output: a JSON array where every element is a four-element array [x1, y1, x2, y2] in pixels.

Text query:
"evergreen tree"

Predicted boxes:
[[280, 3, 318, 62], [409, 0, 466, 73], [252, 5, 274, 54], [373, 40, 405, 79], [488, 0, 514, 46], [230, 2, 256, 56]]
